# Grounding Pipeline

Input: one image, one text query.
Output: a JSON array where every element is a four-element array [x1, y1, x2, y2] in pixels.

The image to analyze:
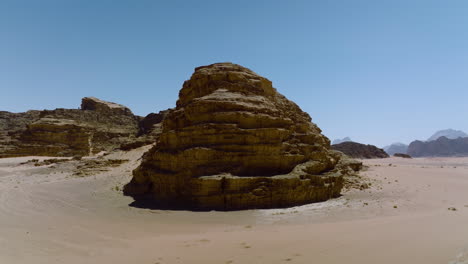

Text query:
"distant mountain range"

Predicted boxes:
[[386, 129, 468, 157], [333, 129, 468, 158], [408, 136, 468, 157], [383, 143, 408, 156], [332, 137, 352, 145], [426, 129, 468, 141]]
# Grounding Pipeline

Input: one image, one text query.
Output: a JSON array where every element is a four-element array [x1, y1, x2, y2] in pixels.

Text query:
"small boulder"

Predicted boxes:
[[394, 153, 412, 159]]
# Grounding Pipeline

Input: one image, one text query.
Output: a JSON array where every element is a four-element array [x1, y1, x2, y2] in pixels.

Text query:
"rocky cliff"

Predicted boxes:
[[0, 97, 165, 157], [332, 142, 389, 159], [124, 63, 361, 210], [407, 136, 468, 157]]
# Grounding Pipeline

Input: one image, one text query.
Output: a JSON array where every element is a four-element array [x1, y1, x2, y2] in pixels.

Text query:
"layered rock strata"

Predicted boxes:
[[124, 63, 361, 210], [0, 97, 161, 157]]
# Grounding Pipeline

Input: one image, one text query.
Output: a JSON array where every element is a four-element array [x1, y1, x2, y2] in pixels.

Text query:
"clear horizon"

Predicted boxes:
[[1, 0, 468, 147]]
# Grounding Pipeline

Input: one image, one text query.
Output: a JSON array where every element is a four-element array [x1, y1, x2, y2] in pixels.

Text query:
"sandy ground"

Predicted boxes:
[[1, 149, 468, 264]]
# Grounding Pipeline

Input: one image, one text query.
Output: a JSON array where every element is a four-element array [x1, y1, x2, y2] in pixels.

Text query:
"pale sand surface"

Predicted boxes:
[[1, 150, 468, 264]]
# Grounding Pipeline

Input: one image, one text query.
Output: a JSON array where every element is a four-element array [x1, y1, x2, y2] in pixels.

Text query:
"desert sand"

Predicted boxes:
[[1, 148, 467, 264]]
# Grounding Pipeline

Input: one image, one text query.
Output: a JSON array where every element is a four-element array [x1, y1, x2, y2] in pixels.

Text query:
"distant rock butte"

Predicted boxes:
[[81, 96, 134, 116], [331, 142, 389, 159], [407, 136, 468, 157], [427, 129, 468, 142], [124, 62, 362, 210], [0, 97, 166, 157], [332, 137, 352, 145], [383, 142, 408, 156]]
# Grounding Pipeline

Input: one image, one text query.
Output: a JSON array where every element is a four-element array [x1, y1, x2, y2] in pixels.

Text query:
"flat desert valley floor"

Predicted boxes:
[[1, 147, 468, 264]]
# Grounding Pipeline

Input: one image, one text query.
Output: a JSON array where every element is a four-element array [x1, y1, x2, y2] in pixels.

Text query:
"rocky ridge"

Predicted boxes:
[[0, 97, 166, 158], [124, 63, 362, 210], [427, 129, 467, 142], [331, 141, 389, 159], [407, 136, 468, 157]]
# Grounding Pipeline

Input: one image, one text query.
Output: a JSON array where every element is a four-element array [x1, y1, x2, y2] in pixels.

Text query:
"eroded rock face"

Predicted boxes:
[[0, 110, 41, 156], [124, 63, 361, 210], [0, 98, 143, 157]]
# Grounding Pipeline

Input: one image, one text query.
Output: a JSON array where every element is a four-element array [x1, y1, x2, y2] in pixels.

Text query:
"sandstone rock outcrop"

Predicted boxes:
[[124, 63, 361, 210], [119, 109, 172, 151], [331, 142, 389, 159], [0, 97, 157, 157], [137, 109, 171, 136], [81, 96, 134, 117], [0, 110, 41, 156]]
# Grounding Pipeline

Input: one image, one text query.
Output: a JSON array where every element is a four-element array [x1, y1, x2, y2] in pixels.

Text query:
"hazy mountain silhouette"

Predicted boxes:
[[383, 143, 408, 156], [427, 129, 467, 142], [332, 137, 352, 145], [408, 136, 468, 157]]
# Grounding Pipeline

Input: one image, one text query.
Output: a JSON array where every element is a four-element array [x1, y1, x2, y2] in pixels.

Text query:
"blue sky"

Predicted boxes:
[[1, 0, 468, 147]]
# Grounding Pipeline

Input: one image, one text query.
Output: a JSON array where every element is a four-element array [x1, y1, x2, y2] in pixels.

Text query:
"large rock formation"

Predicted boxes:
[[407, 136, 468, 157], [332, 142, 389, 159], [0, 97, 165, 157], [124, 63, 361, 210]]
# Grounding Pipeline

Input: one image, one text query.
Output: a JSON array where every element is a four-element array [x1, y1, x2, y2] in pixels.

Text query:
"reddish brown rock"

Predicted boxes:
[[124, 63, 361, 210]]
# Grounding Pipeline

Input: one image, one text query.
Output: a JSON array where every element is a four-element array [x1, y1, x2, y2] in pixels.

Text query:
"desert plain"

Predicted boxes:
[[0, 146, 467, 264]]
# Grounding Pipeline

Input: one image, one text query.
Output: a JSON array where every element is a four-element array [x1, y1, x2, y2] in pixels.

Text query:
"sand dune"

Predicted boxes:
[[1, 151, 468, 264]]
